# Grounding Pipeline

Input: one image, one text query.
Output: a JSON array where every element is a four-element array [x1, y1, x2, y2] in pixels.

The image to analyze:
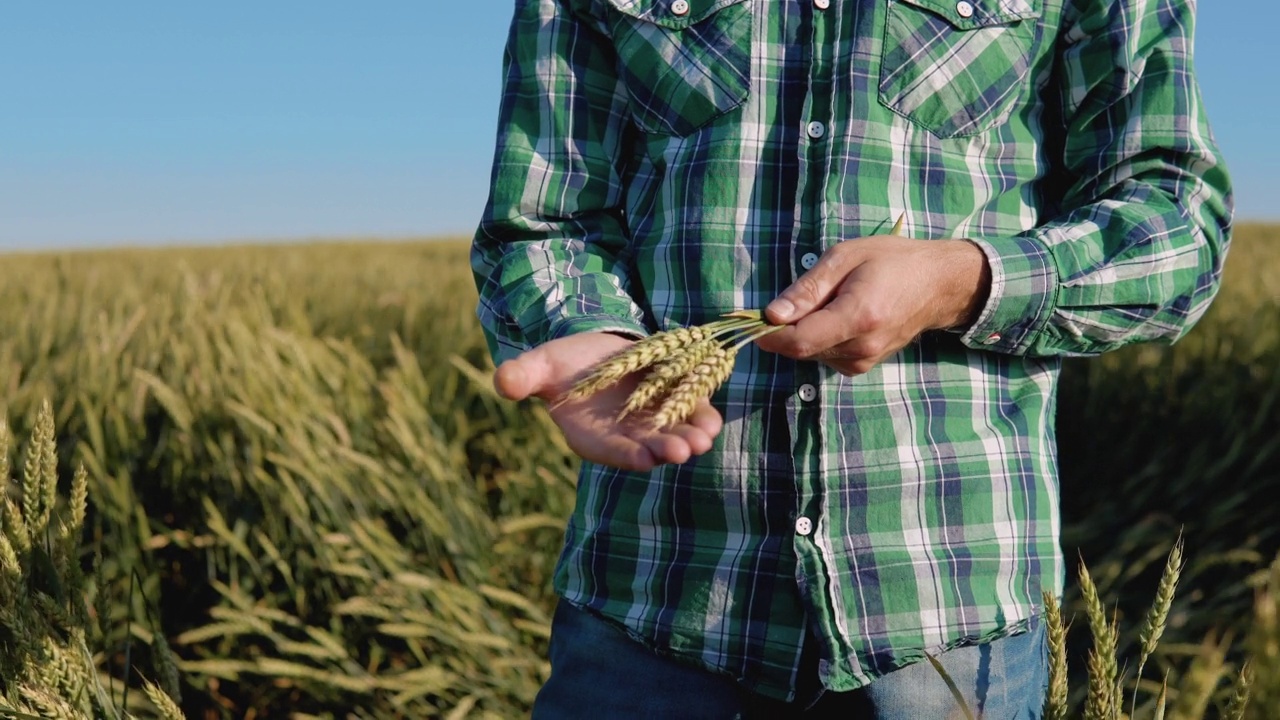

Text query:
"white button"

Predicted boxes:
[[983, 332, 1002, 345], [671, 0, 690, 15], [956, 1, 975, 18], [798, 384, 818, 402], [795, 517, 814, 536], [806, 121, 826, 139], [800, 252, 819, 270], [814, 0, 830, 8]]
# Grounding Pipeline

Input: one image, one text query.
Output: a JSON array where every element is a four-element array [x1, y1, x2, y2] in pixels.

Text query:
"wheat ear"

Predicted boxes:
[[22, 400, 57, 539], [1079, 558, 1118, 720], [647, 325, 782, 430], [647, 348, 737, 430], [143, 678, 187, 720], [1130, 534, 1184, 718], [1041, 591, 1068, 720], [554, 318, 759, 407], [1224, 660, 1252, 720], [617, 338, 720, 420]]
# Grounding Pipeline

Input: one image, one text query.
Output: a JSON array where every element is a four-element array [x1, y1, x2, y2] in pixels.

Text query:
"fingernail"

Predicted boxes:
[[770, 298, 795, 321]]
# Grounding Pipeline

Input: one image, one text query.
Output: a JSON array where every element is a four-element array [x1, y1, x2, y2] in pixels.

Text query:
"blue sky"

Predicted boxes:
[[1, 1, 1276, 251]]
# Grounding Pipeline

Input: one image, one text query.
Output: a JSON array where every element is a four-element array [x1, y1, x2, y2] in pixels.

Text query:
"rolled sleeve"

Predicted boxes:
[[470, 0, 648, 365]]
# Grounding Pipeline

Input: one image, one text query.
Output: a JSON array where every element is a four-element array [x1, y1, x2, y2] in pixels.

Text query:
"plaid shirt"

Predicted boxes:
[[471, 0, 1232, 701]]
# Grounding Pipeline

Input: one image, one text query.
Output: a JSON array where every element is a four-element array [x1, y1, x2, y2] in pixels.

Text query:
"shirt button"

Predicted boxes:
[[800, 252, 819, 270], [806, 121, 826, 139], [798, 384, 818, 402], [814, 0, 830, 8], [983, 332, 1002, 345], [671, 0, 690, 15], [956, 1, 975, 18], [795, 517, 814, 536]]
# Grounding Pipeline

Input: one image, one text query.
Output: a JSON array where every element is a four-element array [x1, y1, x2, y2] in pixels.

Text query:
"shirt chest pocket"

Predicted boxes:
[[879, 0, 1042, 139], [603, 0, 753, 137]]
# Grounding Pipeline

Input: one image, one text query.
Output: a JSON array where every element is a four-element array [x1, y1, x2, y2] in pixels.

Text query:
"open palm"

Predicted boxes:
[[493, 332, 723, 471]]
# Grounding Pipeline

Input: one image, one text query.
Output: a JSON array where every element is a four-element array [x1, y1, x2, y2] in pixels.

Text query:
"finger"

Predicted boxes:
[[766, 243, 862, 325], [493, 348, 553, 401], [666, 423, 715, 457], [760, 291, 864, 360], [684, 398, 724, 440], [612, 442, 660, 472], [627, 402, 721, 466], [820, 356, 871, 377], [641, 432, 693, 467], [493, 360, 528, 401]]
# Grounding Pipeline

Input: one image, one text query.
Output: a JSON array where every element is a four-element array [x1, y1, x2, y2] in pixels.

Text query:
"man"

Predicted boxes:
[[471, 0, 1231, 716]]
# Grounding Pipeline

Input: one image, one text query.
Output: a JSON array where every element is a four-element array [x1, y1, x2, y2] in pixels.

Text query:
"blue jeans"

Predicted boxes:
[[532, 601, 1047, 719]]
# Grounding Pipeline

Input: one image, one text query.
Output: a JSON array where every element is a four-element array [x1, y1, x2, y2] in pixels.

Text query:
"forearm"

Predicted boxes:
[[471, 0, 648, 365]]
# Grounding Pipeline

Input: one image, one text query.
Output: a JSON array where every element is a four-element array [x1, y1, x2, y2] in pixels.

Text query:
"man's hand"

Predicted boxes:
[[494, 332, 724, 471], [754, 234, 991, 375]]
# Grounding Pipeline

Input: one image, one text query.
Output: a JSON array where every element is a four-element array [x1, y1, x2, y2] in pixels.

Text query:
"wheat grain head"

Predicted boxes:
[[617, 339, 720, 420], [648, 347, 738, 430]]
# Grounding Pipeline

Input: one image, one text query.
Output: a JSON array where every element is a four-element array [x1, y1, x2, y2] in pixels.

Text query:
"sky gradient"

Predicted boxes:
[[1, 1, 1276, 251]]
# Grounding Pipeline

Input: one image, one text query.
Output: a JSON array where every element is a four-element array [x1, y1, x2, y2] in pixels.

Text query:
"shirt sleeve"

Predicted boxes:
[[470, 0, 649, 366], [960, 0, 1233, 357]]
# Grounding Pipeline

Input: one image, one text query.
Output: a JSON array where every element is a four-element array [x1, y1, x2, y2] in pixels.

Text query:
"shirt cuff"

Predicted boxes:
[[960, 232, 1059, 355], [547, 314, 650, 343]]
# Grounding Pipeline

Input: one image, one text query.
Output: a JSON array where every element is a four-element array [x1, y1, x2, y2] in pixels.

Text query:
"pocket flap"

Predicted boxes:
[[605, 0, 750, 30], [893, 0, 1040, 31]]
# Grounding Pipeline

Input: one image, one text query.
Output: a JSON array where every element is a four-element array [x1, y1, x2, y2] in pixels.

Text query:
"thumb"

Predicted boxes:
[[493, 348, 554, 401], [766, 245, 853, 325]]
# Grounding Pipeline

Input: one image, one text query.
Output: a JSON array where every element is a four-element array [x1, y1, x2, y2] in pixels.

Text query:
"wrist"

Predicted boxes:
[[933, 239, 992, 331]]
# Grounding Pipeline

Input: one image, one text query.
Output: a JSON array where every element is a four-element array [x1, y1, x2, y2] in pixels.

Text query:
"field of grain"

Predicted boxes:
[[0, 225, 1277, 718]]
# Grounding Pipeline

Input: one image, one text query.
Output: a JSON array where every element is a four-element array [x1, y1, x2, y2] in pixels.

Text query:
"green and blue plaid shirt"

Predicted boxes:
[[471, 0, 1232, 701]]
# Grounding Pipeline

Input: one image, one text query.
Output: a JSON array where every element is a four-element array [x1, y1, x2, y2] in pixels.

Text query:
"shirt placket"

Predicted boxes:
[[789, 0, 844, 692]]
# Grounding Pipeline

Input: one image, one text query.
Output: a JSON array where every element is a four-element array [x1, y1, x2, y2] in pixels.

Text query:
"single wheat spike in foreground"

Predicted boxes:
[[1041, 590, 1068, 720], [1079, 556, 1119, 720], [1129, 534, 1183, 718]]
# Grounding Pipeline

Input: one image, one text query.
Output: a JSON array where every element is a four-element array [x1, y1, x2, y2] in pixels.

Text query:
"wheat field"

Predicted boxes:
[[0, 225, 1277, 718]]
